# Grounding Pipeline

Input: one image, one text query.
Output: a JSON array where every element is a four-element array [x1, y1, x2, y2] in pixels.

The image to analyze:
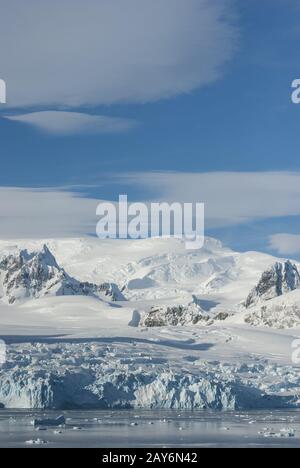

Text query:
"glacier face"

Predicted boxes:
[[0, 341, 297, 411]]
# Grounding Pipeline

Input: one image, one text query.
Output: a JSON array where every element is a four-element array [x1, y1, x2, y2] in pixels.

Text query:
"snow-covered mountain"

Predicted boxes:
[[0, 236, 299, 411], [0, 244, 124, 304], [0, 236, 299, 328], [245, 288, 300, 329], [245, 261, 300, 308], [241, 260, 300, 328]]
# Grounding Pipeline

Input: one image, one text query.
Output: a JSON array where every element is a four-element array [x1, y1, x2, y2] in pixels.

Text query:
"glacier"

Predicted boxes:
[[0, 340, 298, 410]]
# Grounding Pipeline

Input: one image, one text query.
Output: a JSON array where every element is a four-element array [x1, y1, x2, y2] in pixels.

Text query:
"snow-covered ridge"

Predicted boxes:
[[242, 261, 300, 328], [0, 244, 124, 304], [0, 237, 299, 329], [245, 261, 300, 308], [244, 289, 300, 329]]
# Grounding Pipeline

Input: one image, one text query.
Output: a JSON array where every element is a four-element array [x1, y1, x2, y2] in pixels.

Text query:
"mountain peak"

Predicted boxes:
[[0, 245, 124, 304], [39, 244, 59, 266], [245, 260, 300, 308]]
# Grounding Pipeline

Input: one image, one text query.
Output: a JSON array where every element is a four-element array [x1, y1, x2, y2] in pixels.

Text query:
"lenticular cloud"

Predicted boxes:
[[0, 0, 237, 108]]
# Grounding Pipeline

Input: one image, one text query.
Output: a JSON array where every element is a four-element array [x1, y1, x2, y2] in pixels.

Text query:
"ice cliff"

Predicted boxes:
[[0, 341, 298, 410]]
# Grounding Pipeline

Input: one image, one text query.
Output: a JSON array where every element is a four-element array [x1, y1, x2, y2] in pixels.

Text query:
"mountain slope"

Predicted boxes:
[[0, 244, 124, 304], [244, 289, 300, 329], [245, 261, 300, 308], [0, 236, 299, 328]]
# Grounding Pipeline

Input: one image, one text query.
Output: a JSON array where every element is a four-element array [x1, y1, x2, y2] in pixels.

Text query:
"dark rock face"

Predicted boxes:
[[214, 311, 230, 321], [0, 245, 124, 304], [140, 304, 209, 327], [245, 261, 300, 308]]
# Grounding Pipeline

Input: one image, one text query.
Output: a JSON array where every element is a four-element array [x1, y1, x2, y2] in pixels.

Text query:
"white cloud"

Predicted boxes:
[[117, 171, 300, 228], [4, 172, 300, 239], [0, 187, 98, 238], [4, 111, 138, 135], [2, 172, 300, 239], [0, 0, 237, 108], [269, 234, 300, 255]]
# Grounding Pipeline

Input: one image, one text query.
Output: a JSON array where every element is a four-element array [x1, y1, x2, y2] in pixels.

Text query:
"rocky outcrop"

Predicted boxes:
[[245, 303, 300, 329], [245, 261, 300, 308], [0, 245, 124, 304], [139, 304, 210, 327]]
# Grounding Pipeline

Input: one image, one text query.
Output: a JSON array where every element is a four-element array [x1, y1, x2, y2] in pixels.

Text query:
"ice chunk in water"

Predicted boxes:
[[33, 415, 65, 427]]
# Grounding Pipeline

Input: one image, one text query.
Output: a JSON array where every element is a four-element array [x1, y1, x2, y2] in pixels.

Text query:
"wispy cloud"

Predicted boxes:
[[116, 171, 300, 228], [3, 171, 300, 239], [0, 0, 237, 108], [0, 187, 98, 238], [4, 111, 138, 135], [269, 233, 300, 255]]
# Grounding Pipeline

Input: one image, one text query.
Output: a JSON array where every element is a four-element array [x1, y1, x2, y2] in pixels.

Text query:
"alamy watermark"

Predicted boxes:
[[0, 340, 6, 366], [291, 79, 300, 104], [96, 195, 205, 250], [0, 79, 6, 104], [292, 339, 300, 364]]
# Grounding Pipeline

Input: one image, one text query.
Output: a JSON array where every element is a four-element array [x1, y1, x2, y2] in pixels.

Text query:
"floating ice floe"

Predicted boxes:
[[33, 415, 65, 427], [25, 438, 48, 445], [259, 427, 296, 438]]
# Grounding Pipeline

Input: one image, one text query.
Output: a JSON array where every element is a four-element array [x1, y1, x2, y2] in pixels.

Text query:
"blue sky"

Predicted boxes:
[[1, 0, 300, 256]]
